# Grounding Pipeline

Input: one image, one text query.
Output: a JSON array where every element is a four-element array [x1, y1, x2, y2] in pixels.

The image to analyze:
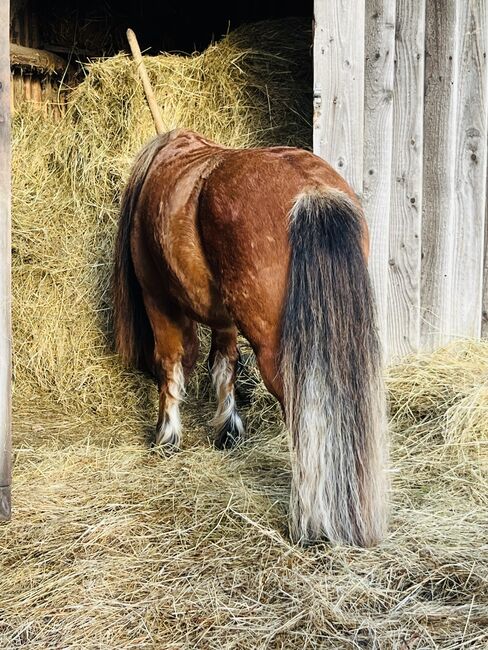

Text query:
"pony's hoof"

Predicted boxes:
[[214, 420, 243, 450], [153, 430, 181, 453]]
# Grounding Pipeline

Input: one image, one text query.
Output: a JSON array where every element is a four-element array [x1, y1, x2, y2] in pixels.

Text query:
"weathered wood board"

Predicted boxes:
[[314, 0, 488, 357], [387, 0, 425, 360], [362, 0, 396, 353], [313, 0, 365, 194], [422, 0, 487, 350]]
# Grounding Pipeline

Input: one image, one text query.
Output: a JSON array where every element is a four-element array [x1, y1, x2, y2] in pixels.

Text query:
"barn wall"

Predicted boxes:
[[314, 0, 488, 360]]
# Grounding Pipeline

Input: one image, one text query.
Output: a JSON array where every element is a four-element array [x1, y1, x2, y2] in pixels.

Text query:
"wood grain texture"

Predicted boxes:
[[387, 0, 425, 359], [484, 143, 488, 337], [0, 0, 12, 521], [0, 486, 11, 521], [422, 0, 487, 349], [313, 0, 365, 194], [421, 0, 460, 349], [362, 0, 396, 353], [452, 0, 487, 342]]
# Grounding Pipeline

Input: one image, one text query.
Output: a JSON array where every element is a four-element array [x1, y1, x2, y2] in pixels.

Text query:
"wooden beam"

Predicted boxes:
[[10, 42, 66, 74], [0, 0, 12, 521]]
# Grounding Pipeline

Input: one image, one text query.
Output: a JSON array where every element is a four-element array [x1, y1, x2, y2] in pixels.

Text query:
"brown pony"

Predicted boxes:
[[112, 128, 388, 547]]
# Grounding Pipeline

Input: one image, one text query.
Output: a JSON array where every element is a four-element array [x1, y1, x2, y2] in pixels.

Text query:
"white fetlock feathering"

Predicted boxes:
[[155, 362, 185, 447], [210, 352, 244, 437]]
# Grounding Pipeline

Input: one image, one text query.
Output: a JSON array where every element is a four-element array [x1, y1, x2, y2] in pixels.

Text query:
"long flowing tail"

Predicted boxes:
[[280, 188, 388, 547], [112, 134, 170, 371]]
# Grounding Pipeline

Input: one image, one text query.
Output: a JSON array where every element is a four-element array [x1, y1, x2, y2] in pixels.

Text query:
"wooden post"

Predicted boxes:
[[0, 0, 12, 521], [126, 29, 166, 135]]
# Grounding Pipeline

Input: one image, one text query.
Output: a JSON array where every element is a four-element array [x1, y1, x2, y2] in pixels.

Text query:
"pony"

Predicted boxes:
[[112, 128, 388, 547]]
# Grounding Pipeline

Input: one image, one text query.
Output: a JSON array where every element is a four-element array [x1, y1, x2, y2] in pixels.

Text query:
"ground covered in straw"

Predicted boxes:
[[2, 341, 488, 648], [1, 19, 487, 650]]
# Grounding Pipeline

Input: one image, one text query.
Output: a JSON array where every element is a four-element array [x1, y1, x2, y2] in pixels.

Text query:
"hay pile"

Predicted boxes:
[[2, 18, 487, 650]]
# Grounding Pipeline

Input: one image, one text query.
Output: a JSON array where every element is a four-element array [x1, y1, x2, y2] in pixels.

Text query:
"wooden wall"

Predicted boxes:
[[314, 0, 488, 360]]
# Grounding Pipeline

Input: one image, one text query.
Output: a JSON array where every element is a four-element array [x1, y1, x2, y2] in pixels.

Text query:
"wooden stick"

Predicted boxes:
[[126, 28, 166, 135], [0, 0, 12, 522]]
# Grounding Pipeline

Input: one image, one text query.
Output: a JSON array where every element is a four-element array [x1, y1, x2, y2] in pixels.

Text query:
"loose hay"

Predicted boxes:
[[2, 341, 488, 648], [2, 18, 487, 650]]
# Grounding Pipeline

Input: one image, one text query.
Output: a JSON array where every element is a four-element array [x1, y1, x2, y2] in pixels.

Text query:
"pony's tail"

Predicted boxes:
[[112, 134, 169, 371], [280, 188, 388, 547]]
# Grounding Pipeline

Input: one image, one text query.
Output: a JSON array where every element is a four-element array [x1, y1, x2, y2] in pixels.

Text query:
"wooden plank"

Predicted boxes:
[[12, 72, 22, 110], [421, 0, 487, 349], [472, 2, 488, 339], [23, 3, 30, 47], [31, 76, 42, 105], [9, 72, 14, 114], [484, 142, 488, 336], [313, 0, 365, 194], [387, 0, 425, 359], [10, 43, 66, 74], [0, 0, 12, 521], [453, 1, 488, 342], [421, 0, 460, 349], [12, 11, 21, 45], [362, 0, 396, 353], [23, 71, 32, 101], [31, 7, 40, 49]]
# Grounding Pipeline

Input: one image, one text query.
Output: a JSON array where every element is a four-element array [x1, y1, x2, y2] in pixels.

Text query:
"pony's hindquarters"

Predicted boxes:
[[112, 135, 171, 371], [280, 189, 388, 547]]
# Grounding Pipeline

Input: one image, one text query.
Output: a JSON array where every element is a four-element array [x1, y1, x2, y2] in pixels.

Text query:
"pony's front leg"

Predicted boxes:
[[208, 326, 244, 449]]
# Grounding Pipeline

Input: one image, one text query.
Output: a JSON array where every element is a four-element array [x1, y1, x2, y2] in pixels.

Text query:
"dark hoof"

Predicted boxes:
[[214, 417, 243, 450]]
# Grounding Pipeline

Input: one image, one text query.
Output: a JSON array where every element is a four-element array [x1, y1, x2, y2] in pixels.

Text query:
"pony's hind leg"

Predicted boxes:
[[208, 327, 244, 449], [143, 296, 199, 449]]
